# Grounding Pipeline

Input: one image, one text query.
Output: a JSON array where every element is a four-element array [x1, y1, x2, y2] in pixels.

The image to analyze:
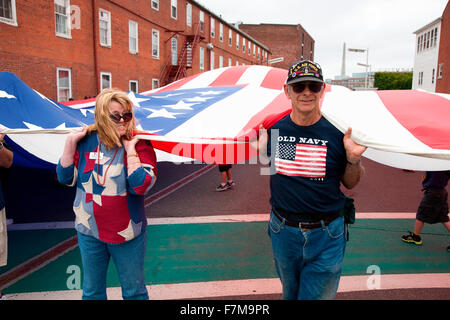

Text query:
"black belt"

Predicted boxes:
[[272, 207, 339, 230]]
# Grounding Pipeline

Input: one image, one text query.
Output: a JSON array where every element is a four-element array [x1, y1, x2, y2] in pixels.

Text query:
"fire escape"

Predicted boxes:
[[160, 22, 205, 86]]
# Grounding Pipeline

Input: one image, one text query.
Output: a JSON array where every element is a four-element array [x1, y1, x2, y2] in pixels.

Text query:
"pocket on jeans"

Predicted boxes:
[[326, 216, 344, 239], [269, 212, 282, 234]]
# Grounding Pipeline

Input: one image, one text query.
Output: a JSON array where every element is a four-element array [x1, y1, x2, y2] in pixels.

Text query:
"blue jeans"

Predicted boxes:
[[77, 231, 149, 300], [268, 211, 346, 300]]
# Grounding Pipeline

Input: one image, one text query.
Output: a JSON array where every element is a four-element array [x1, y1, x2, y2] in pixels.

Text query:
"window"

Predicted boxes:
[[438, 63, 443, 79], [242, 38, 245, 53], [219, 23, 223, 42], [228, 57, 232, 66], [432, 69, 435, 84], [171, 37, 178, 65], [210, 51, 214, 70], [248, 41, 251, 55], [253, 44, 256, 57], [151, 0, 158, 10], [210, 17, 215, 37], [57, 68, 71, 101], [258, 47, 260, 59], [0, 0, 17, 26], [418, 71, 423, 86], [55, 0, 71, 38], [129, 20, 138, 54], [171, 0, 177, 19], [129, 80, 138, 93], [186, 3, 192, 27], [100, 72, 112, 90], [219, 55, 223, 68], [434, 27, 438, 47], [152, 29, 159, 59], [228, 29, 232, 46], [99, 9, 111, 47], [199, 11, 204, 32], [426, 31, 430, 48], [236, 34, 239, 50], [199, 47, 204, 70], [152, 79, 159, 89]]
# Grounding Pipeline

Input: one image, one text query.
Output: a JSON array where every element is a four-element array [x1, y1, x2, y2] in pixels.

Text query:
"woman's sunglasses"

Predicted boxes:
[[109, 112, 133, 123], [291, 82, 323, 93]]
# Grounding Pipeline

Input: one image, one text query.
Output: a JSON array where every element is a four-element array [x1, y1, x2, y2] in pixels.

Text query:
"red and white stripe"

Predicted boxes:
[[275, 144, 327, 177]]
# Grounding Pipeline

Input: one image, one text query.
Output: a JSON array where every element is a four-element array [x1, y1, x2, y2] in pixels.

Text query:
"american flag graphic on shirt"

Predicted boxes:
[[275, 142, 327, 177]]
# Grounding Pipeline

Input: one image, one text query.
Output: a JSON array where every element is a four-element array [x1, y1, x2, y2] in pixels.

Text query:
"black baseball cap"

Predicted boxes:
[[286, 60, 324, 84]]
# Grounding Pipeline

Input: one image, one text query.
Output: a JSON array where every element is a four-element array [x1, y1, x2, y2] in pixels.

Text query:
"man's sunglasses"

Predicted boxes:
[[109, 112, 133, 123], [291, 82, 323, 94]]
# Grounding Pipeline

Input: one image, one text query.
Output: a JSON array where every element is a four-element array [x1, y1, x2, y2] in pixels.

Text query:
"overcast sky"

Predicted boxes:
[[196, 0, 448, 80]]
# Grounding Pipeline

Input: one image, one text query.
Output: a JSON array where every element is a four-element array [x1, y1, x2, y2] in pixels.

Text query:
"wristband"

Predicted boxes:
[[347, 159, 360, 165], [127, 153, 139, 158]]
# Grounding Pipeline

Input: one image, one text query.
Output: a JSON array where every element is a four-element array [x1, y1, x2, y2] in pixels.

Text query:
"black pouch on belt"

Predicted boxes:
[[338, 195, 355, 241]]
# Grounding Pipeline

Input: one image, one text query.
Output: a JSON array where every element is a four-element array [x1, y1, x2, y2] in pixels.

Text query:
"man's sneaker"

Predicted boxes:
[[401, 231, 423, 245], [226, 181, 235, 189], [216, 183, 230, 192]]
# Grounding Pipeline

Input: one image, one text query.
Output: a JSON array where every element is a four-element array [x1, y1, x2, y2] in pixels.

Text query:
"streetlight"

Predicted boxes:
[[348, 47, 369, 88]]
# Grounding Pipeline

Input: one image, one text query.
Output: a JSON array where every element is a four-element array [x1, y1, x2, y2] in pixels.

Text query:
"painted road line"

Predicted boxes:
[[7, 212, 417, 231], [146, 212, 417, 225], [144, 164, 216, 207], [4, 273, 450, 300], [0, 235, 78, 291]]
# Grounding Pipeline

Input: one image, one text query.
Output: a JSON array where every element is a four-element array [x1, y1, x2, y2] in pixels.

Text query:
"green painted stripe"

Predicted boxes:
[[3, 219, 449, 294]]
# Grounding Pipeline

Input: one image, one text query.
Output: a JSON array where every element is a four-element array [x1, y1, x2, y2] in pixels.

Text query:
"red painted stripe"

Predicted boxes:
[[377, 90, 450, 150], [209, 65, 251, 87]]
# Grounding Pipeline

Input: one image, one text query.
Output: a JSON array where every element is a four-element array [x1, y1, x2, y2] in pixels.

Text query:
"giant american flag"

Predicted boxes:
[[0, 66, 450, 170]]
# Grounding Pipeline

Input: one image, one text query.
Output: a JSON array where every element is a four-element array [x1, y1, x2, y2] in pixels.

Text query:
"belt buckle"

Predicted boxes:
[[299, 222, 311, 231]]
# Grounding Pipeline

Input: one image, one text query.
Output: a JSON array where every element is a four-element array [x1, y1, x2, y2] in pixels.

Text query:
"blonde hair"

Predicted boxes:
[[87, 88, 136, 149]]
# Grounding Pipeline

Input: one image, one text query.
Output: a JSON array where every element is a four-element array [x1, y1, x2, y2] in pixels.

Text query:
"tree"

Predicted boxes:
[[374, 72, 413, 90]]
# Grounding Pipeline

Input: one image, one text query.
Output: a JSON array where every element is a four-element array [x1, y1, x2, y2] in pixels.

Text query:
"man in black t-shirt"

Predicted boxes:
[[258, 60, 366, 300]]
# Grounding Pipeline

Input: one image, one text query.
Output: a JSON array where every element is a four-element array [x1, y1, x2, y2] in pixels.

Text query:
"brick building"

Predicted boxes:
[[238, 23, 315, 70], [0, 0, 270, 101], [436, 1, 450, 93]]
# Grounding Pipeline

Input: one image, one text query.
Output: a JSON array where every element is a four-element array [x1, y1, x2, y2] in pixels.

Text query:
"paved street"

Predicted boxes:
[[1, 158, 449, 300]]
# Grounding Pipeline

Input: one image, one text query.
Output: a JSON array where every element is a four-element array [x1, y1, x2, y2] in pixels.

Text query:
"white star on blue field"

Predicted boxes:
[[132, 86, 243, 135]]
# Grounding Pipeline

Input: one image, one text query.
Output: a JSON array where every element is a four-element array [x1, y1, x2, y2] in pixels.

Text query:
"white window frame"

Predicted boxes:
[[236, 34, 239, 50], [438, 63, 443, 79], [0, 0, 17, 26], [210, 17, 215, 38], [152, 29, 160, 59], [171, 0, 177, 19], [56, 67, 72, 101], [228, 29, 232, 46], [199, 47, 204, 70], [171, 36, 178, 65], [99, 9, 111, 47], [152, 78, 159, 89], [248, 41, 251, 55], [129, 80, 138, 93], [242, 38, 245, 53], [151, 0, 159, 10], [129, 20, 138, 54], [199, 10, 204, 32], [55, 0, 71, 38], [100, 72, 112, 90], [228, 57, 232, 66], [219, 55, 223, 68], [186, 3, 192, 27], [219, 23, 223, 42], [210, 51, 214, 70]]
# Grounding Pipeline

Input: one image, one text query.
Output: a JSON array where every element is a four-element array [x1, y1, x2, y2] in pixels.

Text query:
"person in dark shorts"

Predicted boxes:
[[216, 164, 235, 191], [402, 171, 450, 251]]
